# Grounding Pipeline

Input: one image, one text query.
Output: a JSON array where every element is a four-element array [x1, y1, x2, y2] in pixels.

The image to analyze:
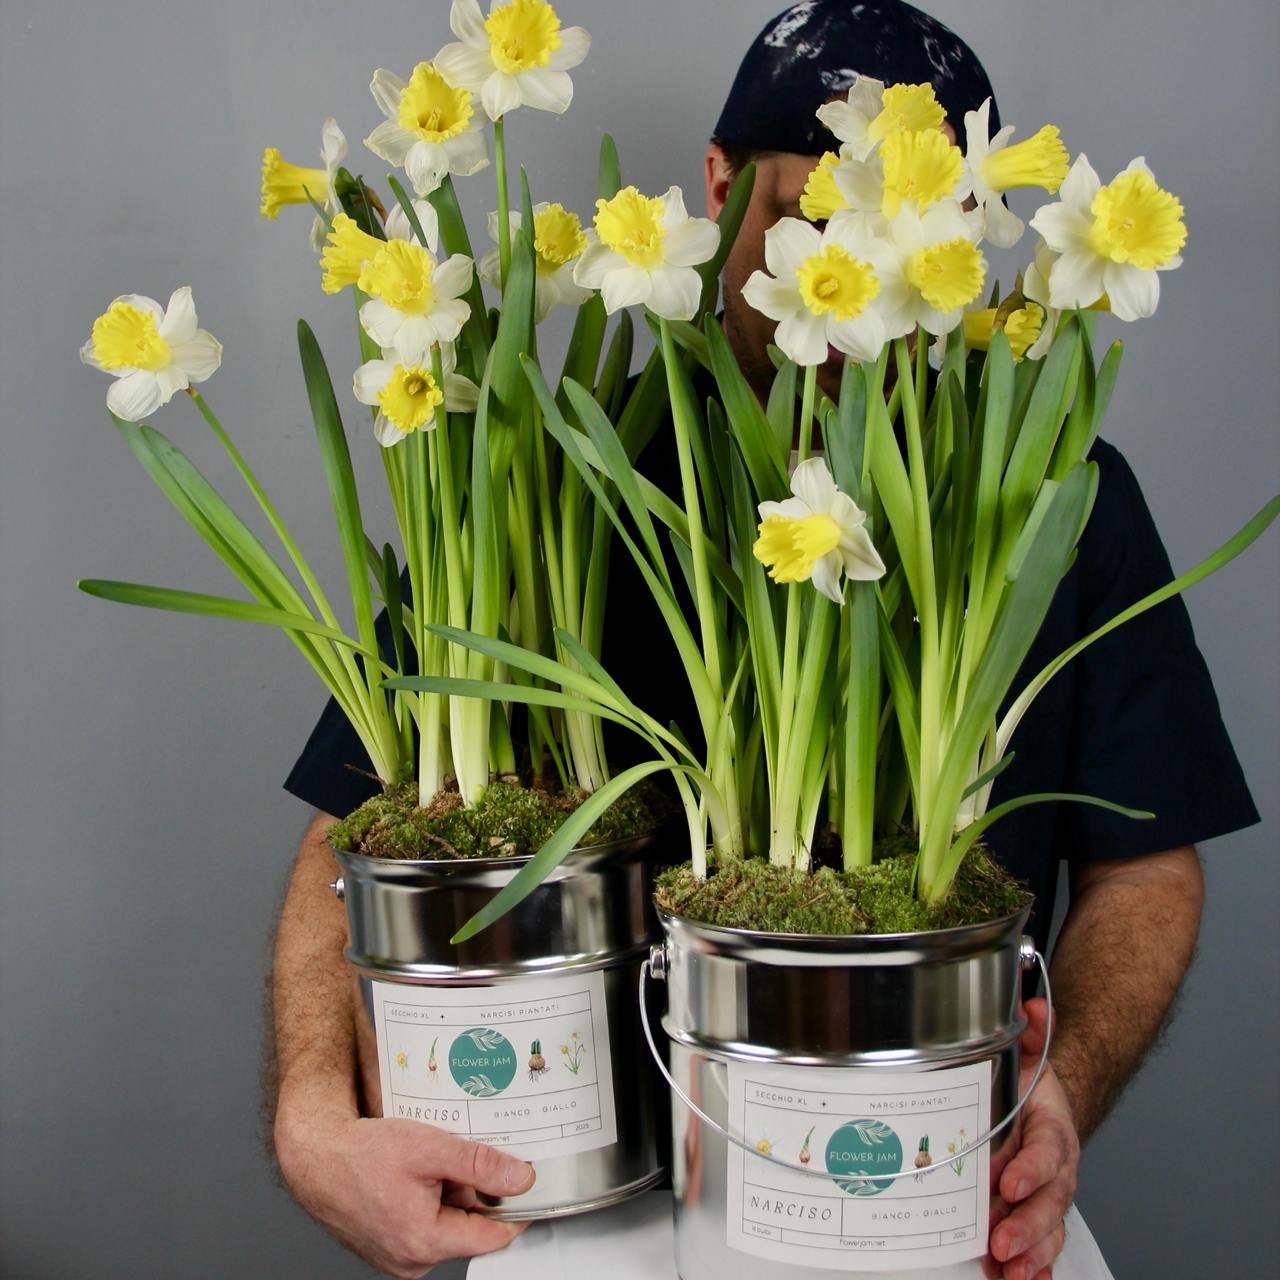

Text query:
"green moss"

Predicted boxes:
[[654, 842, 1030, 936], [327, 778, 671, 861]]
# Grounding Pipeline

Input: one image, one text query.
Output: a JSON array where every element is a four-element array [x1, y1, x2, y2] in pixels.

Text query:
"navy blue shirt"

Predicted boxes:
[[285, 429, 1257, 957]]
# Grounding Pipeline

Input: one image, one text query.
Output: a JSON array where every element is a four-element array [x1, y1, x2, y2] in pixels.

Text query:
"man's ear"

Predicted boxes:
[[705, 145, 733, 221]]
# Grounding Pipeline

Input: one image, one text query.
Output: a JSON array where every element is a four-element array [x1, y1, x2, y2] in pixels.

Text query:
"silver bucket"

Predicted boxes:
[[644, 907, 1044, 1277], [332, 833, 673, 1220]]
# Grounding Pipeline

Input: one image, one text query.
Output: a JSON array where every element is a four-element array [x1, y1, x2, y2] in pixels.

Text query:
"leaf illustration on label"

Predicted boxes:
[[461, 1074, 499, 1097], [851, 1119, 895, 1146], [465, 1029, 506, 1052]]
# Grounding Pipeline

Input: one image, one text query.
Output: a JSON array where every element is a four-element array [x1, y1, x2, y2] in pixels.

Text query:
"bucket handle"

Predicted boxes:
[[639, 941, 1053, 1184]]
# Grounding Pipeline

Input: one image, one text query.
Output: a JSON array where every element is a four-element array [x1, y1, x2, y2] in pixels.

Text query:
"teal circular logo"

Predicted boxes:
[[448, 1028, 517, 1096], [825, 1119, 903, 1195]]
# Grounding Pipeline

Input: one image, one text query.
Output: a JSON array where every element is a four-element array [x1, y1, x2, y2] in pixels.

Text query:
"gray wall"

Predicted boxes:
[[1, 1, 1275, 1276]]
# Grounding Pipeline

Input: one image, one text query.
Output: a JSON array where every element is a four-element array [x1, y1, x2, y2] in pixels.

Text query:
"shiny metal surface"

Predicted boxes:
[[658, 909, 1031, 1279], [335, 833, 675, 1219]]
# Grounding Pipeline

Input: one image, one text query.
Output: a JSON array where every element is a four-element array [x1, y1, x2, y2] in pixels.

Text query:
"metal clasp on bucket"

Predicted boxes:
[[641, 938, 1053, 1183]]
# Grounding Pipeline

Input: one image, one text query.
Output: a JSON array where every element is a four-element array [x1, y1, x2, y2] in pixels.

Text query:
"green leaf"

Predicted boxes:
[[705, 316, 787, 497], [961, 752, 1015, 801], [597, 134, 622, 200]]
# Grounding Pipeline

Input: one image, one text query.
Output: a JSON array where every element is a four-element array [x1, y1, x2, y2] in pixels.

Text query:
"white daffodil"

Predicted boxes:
[[478, 202, 593, 321], [817, 78, 946, 162], [1028, 154, 1186, 322], [874, 198, 988, 338], [963, 100, 1069, 250], [1021, 239, 1063, 360], [753, 458, 886, 604], [80, 288, 222, 421], [355, 239, 475, 365], [260, 118, 348, 252], [365, 62, 488, 197], [353, 343, 480, 447], [573, 185, 719, 321], [384, 197, 441, 252], [319, 203, 441, 296], [742, 215, 896, 365], [435, 0, 590, 121]]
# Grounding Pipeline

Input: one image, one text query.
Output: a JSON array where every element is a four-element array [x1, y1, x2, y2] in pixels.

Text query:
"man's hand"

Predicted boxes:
[[985, 999, 1079, 1280], [275, 1096, 534, 1279]]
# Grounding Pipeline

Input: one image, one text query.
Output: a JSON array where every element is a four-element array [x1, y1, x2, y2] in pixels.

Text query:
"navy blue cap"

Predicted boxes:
[[714, 0, 1001, 155]]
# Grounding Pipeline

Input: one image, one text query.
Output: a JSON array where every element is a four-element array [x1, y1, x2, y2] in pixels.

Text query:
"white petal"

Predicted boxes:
[[114, 293, 165, 322], [432, 254, 475, 301], [839, 525, 887, 581], [364, 119, 417, 167], [373, 413, 409, 447], [547, 26, 590, 71], [320, 117, 347, 168], [516, 68, 572, 114], [1057, 153, 1101, 211], [809, 553, 845, 604], [391, 316, 435, 365], [159, 286, 198, 343], [660, 185, 689, 228], [1028, 201, 1092, 254], [384, 198, 440, 251], [106, 371, 165, 421], [1121, 155, 1154, 181], [1049, 249, 1107, 310], [444, 372, 480, 413], [436, 43, 495, 92], [1104, 261, 1159, 322], [918, 199, 976, 245], [742, 271, 801, 322], [444, 128, 489, 177], [790, 457, 839, 514], [775, 308, 829, 367], [758, 497, 810, 521], [828, 310, 885, 363], [601, 266, 652, 314], [832, 157, 885, 213], [404, 142, 448, 197], [486, 208, 523, 244], [764, 218, 821, 279], [437, 342, 459, 378], [663, 216, 720, 268], [450, 0, 488, 45], [478, 246, 502, 287], [170, 330, 222, 383], [481, 72, 522, 120], [645, 265, 702, 322], [982, 197, 1026, 250], [573, 242, 621, 290], [425, 299, 471, 346], [353, 359, 393, 405], [369, 69, 406, 120], [359, 298, 403, 350], [79, 338, 105, 370]]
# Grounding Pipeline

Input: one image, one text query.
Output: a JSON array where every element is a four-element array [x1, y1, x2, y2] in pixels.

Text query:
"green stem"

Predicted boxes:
[[797, 363, 817, 464], [494, 118, 512, 292]]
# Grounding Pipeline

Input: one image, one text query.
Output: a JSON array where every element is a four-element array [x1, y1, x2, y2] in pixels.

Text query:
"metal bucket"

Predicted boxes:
[[331, 832, 673, 1219], [644, 907, 1042, 1277]]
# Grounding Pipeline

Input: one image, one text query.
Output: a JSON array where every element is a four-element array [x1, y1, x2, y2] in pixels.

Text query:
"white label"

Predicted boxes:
[[372, 971, 617, 1161], [726, 1060, 991, 1271]]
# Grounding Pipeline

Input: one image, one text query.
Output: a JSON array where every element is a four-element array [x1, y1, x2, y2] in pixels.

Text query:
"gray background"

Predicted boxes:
[[1, 1, 1276, 1276]]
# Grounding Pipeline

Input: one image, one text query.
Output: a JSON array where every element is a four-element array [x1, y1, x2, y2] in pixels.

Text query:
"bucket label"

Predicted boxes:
[[724, 1060, 991, 1271], [371, 970, 617, 1161]]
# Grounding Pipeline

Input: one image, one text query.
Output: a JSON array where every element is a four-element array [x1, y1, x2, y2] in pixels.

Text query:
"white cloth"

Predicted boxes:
[[469, 1192, 1114, 1280]]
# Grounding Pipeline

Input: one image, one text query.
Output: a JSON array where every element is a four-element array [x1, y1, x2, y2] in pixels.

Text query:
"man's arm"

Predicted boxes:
[[271, 813, 535, 1279], [1049, 846, 1204, 1141]]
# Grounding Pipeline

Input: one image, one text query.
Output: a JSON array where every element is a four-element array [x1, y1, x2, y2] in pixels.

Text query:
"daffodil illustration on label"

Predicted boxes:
[[448, 1028, 518, 1096]]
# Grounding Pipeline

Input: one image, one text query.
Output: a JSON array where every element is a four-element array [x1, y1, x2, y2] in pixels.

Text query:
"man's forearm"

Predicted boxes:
[[1048, 846, 1203, 1143]]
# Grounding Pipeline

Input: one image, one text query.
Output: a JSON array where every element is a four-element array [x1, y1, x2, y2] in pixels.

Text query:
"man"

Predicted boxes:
[[271, 4, 1258, 1278]]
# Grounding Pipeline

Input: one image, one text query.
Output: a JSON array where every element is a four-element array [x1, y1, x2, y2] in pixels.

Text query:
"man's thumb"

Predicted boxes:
[[429, 1132, 537, 1198]]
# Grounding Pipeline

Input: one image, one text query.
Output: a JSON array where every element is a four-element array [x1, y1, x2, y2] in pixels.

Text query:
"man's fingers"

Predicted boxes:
[[429, 1131, 537, 1198], [1019, 997, 1051, 1056], [999, 1219, 1064, 1280], [433, 1205, 528, 1259], [991, 1183, 1071, 1268]]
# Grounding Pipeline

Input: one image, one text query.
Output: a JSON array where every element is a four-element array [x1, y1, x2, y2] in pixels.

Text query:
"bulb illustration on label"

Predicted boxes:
[[427, 1037, 438, 1082], [799, 1126, 815, 1165], [914, 1134, 932, 1183], [528, 1039, 550, 1082]]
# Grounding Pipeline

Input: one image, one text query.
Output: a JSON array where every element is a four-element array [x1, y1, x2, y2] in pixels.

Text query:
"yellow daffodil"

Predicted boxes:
[[435, 0, 590, 121], [80, 288, 222, 421], [1028, 155, 1186, 321], [479, 202, 593, 321], [573, 185, 719, 321], [961, 301, 1045, 362], [799, 152, 847, 223], [963, 100, 1069, 249], [320, 202, 441, 296], [817, 77, 946, 162], [260, 118, 347, 252], [754, 458, 886, 603], [353, 343, 480, 447], [742, 214, 896, 365], [356, 240, 475, 365], [875, 199, 988, 337], [365, 62, 489, 197]]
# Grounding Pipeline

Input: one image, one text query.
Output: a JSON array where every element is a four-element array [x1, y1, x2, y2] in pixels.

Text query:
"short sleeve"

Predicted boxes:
[[1051, 440, 1259, 862]]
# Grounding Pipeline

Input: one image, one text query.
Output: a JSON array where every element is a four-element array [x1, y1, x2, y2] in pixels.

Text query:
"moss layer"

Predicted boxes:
[[328, 778, 670, 861], [654, 843, 1029, 936]]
